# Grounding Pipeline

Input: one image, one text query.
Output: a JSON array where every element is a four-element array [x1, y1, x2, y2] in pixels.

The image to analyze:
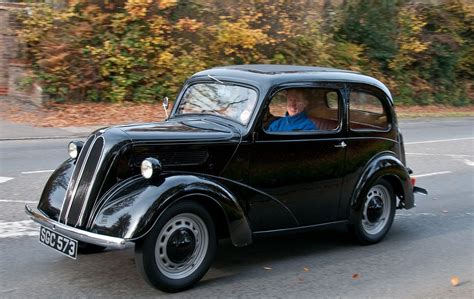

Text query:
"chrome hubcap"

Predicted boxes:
[[155, 213, 208, 279], [362, 185, 390, 235]]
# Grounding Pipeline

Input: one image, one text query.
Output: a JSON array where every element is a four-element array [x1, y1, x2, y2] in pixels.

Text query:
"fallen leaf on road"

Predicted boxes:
[[451, 276, 460, 286], [263, 267, 272, 270], [303, 267, 310, 272], [352, 273, 360, 280], [442, 210, 449, 213]]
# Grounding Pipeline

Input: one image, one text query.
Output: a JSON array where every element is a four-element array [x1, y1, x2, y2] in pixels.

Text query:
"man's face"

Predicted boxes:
[[286, 89, 307, 116]]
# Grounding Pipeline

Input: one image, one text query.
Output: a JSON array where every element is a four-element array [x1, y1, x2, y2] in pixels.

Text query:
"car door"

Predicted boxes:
[[249, 85, 347, 226]]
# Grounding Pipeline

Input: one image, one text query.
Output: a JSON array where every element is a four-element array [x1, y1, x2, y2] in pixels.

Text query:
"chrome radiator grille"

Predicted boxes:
[[59, 134, 104, 227]]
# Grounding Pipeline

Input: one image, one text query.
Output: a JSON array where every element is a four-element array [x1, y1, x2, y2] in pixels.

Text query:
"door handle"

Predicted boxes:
[[334, 141, 347, 148]]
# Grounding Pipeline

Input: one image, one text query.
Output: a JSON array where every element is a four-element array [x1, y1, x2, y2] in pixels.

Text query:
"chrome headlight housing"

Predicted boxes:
[[141, 158, 162, 179], [68, 141, 84, 159]]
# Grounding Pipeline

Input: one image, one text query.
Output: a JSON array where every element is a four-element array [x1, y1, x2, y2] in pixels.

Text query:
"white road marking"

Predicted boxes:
[[21, 170, 54, 174], [406, 152, 473, 158], [413, 171, 452, 178], [463, 159, 474, 166], [396, 212, 437, 217], [0, 199, 37, 204], [0, 177, 14, 184], [405, 137, 474, 145], [0, 220, 39, 238], [396, 212, 473, 218]]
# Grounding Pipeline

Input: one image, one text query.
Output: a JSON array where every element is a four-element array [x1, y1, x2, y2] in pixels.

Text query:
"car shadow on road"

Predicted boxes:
[[15, 213, 471, 297], [198, 226, 356, 287]]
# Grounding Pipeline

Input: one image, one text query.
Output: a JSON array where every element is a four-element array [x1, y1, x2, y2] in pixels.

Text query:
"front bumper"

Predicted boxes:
[[25, 204, 128, 249]]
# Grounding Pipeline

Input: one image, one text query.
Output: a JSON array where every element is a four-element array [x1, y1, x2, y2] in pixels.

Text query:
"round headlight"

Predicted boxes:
[[68, 141, 83, 159], [141, 158, 162, 179]]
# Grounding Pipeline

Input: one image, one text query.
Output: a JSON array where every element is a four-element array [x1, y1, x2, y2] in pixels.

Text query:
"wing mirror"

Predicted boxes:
[[162, 97, 169, 119]]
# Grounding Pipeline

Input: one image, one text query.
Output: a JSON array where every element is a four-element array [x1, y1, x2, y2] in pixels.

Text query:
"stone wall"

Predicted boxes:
[[0, 2, 45, 106]]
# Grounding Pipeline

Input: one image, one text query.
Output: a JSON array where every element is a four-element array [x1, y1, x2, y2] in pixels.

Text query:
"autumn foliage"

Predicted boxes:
[[15, 0, 474, 105]]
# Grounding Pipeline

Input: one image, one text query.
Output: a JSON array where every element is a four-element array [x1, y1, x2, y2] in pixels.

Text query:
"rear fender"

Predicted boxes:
[[89, 174, 252, 247], [351, 152, 414, 211]]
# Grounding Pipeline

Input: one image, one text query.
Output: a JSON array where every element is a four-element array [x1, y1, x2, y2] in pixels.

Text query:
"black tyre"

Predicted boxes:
[[77, 241, 106, 254], [349, 178, 396, 245], [135, 201, 217, 293]]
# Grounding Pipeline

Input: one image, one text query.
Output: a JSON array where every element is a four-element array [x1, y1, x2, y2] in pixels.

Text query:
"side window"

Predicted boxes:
[[349, 91, 388, 131], [264, 88, 340, 133], [326, 91, 339, 109]]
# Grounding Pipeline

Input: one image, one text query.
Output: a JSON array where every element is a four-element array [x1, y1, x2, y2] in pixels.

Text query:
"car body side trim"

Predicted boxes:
[[253, 220, 348, 236]]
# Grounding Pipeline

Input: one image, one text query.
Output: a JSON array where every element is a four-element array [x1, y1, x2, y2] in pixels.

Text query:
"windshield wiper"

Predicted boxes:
[[207, 74, 224, 84]]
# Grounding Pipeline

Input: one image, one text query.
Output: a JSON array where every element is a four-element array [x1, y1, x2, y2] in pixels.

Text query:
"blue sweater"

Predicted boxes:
[[267, 112, 318, 132]]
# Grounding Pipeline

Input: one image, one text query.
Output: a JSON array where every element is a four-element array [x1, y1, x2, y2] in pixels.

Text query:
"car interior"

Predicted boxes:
[[265, 88, 388, 132]]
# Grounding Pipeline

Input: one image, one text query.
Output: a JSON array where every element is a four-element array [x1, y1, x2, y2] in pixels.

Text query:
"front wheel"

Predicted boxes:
[[135, 201, 217, 293], [349, 178, 396, 245]]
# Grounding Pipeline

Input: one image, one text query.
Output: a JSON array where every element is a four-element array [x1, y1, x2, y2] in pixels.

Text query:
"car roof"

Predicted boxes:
[[192, 64, 393, 102], [213, 64, 355, 74]]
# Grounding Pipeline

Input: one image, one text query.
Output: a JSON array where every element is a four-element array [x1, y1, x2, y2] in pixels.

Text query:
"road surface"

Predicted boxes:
[[0, 117, 473, 298]]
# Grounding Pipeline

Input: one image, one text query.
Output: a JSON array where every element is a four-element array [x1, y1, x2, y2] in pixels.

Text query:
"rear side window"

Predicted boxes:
[[349, 91, 388, 131]]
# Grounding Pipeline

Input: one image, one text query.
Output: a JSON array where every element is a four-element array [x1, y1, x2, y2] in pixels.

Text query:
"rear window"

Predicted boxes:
[[349, 91, 388, 131]]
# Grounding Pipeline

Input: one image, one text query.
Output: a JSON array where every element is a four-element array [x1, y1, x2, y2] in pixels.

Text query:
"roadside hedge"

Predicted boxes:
[[15, 0, 473, 105]]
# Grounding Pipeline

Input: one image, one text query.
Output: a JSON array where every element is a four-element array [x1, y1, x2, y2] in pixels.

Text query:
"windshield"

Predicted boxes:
[[175, 83, 258, 125]]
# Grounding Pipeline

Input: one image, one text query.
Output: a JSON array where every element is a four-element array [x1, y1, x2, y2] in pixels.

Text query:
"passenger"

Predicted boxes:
[[267, 89, 318, 131]]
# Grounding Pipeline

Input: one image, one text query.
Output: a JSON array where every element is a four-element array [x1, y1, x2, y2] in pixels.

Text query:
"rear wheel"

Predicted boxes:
[[349, 178, 396, 245], [135, 201, 217, 293]]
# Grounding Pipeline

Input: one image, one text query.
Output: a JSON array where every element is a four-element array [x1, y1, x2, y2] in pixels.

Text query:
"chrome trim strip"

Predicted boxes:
[[76, 136, 105, 227], [59, 135, 95, 222], [252, 220, 349, 236], [64, 135, 98, 224], [413, 186, 428, 195], [25, 204, 127, 249]]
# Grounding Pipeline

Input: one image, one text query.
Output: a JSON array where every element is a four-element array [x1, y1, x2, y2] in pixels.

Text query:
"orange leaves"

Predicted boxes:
[[450, 276, 460, 287], [13, 0, 472, 106], [125, 0, 151, 19], [210, 16, 270, 63], [157, 51, 175, 69], [157, 0, 177, 10], [389, 6, 430, 72], [124, 0, 177, 19], [176, 18, 203, 32]]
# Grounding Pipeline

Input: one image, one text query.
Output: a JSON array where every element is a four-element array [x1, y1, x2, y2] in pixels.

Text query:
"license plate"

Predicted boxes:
[[39, 226, 78, 260]]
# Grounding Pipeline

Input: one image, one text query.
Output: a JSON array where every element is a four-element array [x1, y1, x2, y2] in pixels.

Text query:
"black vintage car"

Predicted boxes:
[[26, 65, 427, 292]]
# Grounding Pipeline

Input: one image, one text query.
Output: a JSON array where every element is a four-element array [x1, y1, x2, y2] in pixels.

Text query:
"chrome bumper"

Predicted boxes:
[[25, 204, 128, 249], [414, 186, 428, 195]]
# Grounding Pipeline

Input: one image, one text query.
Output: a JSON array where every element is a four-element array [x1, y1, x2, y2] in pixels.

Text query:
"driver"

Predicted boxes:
[[267, 89, 318, 131]]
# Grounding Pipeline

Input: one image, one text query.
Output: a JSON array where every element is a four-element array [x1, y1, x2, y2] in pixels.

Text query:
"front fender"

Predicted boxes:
[[89, 174, 253, 247], [38, 159, 75, 221], [351, 152, 414, 210]]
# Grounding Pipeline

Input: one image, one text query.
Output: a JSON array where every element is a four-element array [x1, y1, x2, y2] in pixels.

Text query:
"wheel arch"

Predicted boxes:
[[381, 174, 404, 205], [152, 193, 231, 241], [350, 152, 413, 211], [90, 174, 253, 247]]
